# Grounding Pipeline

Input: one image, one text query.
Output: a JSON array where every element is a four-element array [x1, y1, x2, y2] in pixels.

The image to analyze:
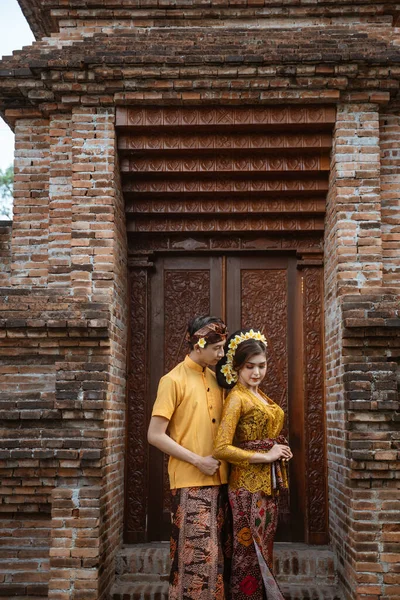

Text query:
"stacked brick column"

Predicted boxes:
[[325, 104, 400, 600], [0, 221, 12, 285], [11, 117, 51, 287], [0, 107, 127, 599], [380, 113, 400, 287], [48, 113, 72, 289]]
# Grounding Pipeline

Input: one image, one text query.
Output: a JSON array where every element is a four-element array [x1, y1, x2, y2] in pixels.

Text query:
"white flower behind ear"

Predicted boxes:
[[197, 338, 206, 348]]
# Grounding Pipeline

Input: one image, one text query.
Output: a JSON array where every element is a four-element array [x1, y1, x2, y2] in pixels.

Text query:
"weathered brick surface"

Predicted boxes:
[[380, 114, 400, 287], [0, 106, 127, 599], [325, 105, 400, 600], [0, 2, 399, 600], [11, 118, 50, 287], [0, 221, 12, 286]]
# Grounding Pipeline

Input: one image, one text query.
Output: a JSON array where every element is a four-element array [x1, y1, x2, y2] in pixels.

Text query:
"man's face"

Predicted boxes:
[[196, 340, 225, 367]]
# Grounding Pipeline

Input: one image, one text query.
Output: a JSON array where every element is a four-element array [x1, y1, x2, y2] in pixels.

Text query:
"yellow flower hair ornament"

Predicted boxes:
[[197, 338, 206, 348], [220, 329, 267, 385]]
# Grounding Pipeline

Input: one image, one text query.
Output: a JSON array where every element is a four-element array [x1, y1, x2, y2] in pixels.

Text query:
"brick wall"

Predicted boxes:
[[325, 104, 400, 600], [1, 3, 400, 599], [0, 107, 127, 599], [380, 113, 400, 287], [12, 118, 50, 287], [0, 221, 12, 286], [16, 0, 400, 40]]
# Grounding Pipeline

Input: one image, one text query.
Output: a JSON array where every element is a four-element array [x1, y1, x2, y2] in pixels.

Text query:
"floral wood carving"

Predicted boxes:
[[162, 269, 211, 509], [119, 133, 331, 151], [241, 269, 288, 414], [122, 155, 324, 173], [130, 217, 324, 233], [123, 178, 328, 193], [128, 234, 323, 252], [119, 106, 335, 128], [164, 270, 211, 373], [303, 267, 327, 537], [126, 198, 326, 214], [125, 269, 148, 539], [241, 269, 290, 527]]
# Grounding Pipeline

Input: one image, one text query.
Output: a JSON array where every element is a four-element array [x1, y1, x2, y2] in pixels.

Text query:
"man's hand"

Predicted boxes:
[[194, 455, 221, 476], [148, 417, 221, 474]]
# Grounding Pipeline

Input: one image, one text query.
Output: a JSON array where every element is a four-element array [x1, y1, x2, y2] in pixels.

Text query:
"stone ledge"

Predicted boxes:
[[113, 542, 341, 598], [110, 578, 344, 600]]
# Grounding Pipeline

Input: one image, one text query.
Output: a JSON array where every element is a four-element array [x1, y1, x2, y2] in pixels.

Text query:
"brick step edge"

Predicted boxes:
[[111, 580, 168, 600], [117, 543, 337, 582], [110, 581, 343, 600]]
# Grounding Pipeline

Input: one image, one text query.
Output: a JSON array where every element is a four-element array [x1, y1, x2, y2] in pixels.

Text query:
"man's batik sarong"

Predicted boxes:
[[169, 485, 232, 600], [228, 488, 285, 600]]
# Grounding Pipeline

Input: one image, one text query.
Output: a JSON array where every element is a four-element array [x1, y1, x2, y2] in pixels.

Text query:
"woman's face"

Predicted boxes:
[[238, 353, 267, 389]]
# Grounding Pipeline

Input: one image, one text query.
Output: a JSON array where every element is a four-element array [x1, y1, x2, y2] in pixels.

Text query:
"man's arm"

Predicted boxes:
[[147, 416, 220, 476]]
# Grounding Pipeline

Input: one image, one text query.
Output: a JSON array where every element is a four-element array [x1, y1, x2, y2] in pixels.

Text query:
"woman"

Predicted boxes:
[[213, 329, 292, 600]]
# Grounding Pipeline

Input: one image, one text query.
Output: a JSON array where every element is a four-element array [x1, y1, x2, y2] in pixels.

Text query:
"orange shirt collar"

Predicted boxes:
[[184, 354, 206, 373]]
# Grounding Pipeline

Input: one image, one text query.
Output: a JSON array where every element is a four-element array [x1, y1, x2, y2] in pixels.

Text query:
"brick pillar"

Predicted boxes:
[[380, 113, 400, 287], [70, 107, 117, 302], [48, 113, 73, 288], [325, 103, 385, 600], [327, 103, 382, 295], [0, 221, 12, 285], [49, 487, 101, 600], [11, 118, 50, 287], [1, 107, 127, 599]]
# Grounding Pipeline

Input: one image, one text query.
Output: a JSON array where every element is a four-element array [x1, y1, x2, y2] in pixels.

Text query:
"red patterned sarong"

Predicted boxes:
[[229, 488, 285, 600], [169, 485, 232, 600]]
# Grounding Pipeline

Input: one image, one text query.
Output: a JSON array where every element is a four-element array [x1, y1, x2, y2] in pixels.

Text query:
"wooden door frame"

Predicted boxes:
[[124, 243, 328, 545]]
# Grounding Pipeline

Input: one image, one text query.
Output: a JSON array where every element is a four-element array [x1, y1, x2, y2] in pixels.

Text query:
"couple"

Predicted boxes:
[[147, 315, 293, 600]]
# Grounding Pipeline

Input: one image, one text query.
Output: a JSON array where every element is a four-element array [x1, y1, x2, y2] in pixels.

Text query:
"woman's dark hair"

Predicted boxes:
[[186, 315, 225, 350], [216, 329, 267, 390]]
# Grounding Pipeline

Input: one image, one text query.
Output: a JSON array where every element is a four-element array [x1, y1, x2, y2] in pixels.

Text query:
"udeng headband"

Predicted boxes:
[[185, 322, 228, 348]]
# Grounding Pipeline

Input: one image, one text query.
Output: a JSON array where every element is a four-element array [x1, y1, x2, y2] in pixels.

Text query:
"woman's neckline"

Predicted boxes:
[[237, 382, 273, 407]]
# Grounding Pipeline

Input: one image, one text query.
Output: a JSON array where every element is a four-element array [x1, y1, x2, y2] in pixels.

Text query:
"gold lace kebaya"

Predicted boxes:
[[213, 382, 288, 495]]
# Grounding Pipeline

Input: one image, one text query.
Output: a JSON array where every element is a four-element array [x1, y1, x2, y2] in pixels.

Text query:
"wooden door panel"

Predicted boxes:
[[226, 256, 300, 541]]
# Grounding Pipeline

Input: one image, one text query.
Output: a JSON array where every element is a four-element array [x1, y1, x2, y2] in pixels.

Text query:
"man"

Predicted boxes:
[[147, 315, 231, 599]]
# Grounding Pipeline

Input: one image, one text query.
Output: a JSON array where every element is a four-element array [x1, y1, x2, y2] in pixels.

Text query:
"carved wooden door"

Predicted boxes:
[[125, 253, 328, 545]]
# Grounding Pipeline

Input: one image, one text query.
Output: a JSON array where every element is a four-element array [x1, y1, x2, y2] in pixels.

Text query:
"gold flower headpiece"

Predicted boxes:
[[220, 329, 267, 385]]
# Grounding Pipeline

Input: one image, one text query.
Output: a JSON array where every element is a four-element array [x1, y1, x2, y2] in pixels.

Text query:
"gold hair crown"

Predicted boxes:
[[220, 329, 267, 385]]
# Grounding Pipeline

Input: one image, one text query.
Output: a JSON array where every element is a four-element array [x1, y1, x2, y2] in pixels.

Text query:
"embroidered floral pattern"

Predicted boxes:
[[237, 527, 253, 547], [229, 489, 285, 600], [213, 383, 288, 495], [169, 486, 232, 600]]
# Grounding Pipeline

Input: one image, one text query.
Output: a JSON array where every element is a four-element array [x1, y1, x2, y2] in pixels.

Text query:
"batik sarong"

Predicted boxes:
[[229, 488, 285, 600], [169, 485, 232, 600]]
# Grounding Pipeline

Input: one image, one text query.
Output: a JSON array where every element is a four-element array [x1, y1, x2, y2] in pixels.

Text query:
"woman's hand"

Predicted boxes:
[[194, 455, 221, 476], [264, 444, 292, 463]]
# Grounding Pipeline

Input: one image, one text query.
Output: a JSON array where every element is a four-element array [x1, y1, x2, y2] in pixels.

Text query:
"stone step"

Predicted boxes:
[[110, 577, 343, 600], [116, 543, 170, 578], [116, 542, 338, 584], [111, 579, 168, 600], [280, 585, 343, 600], [112, 543, 344, 599]]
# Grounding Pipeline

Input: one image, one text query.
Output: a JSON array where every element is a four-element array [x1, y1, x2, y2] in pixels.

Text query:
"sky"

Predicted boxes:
[[0, 0, 35, 172]]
